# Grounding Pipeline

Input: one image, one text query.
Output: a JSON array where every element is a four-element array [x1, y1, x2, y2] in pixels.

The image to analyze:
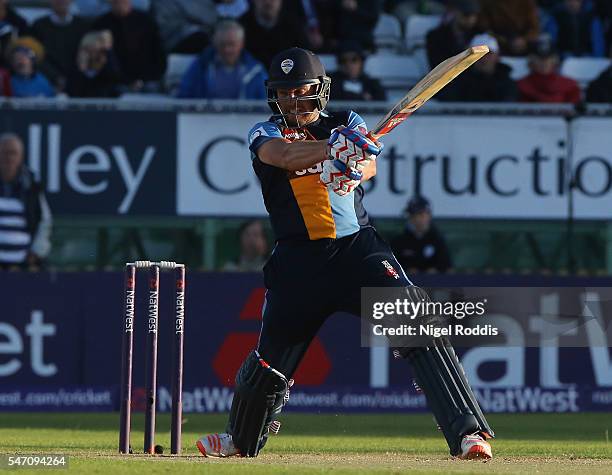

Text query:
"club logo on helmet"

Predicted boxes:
[[280, 59, 294, 74]]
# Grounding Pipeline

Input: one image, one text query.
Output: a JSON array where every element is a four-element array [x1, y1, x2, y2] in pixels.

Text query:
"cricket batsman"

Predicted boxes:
[[197, 47, 494, 460]]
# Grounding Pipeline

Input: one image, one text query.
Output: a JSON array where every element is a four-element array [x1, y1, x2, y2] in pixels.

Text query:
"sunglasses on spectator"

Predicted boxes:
[[13, 46, 35, 60]]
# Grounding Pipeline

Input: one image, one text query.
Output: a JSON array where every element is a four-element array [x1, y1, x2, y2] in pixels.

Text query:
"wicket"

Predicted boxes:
[[119, 260, 186, 455]]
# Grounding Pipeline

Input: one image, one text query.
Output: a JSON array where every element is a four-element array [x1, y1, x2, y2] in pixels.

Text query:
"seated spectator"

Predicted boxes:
[[390, 196, 452, 273], [177, 20, 266, 99], [67, 30, 121, 97], [334, 0, 382, 53], [31, 0, 90, 92], [8, 38, 55, 98], [518, 39, 581, 103], [586, 64, 612, 102], [330, 41, 386, 101], [438, 33, 518, 101], [240, 0, 310, 68], [222, 219, 269, 272], [0, 133, 52, 271], [75, 0, 150, 17], [93, 0, 166, 90], [216, 0, 250, 19], [152, 0, 217, 54], [479, 0, 540, 55], [426, 0, 481, 68], [545, 0, 606, 57]]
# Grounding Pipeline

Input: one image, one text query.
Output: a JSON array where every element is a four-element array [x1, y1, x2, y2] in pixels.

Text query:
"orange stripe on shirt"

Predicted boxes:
[[290, 174, 336, 240]]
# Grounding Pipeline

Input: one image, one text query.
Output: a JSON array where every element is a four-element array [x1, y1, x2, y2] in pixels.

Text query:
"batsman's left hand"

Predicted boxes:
[[327, 126, 384, 173]]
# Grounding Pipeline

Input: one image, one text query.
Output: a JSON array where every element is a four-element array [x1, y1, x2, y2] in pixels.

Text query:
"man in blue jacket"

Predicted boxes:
[[177, 20, 267, 99]]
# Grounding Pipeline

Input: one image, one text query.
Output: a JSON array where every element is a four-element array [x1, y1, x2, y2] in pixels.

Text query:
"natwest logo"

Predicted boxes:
[[0, 310, 57, 377]]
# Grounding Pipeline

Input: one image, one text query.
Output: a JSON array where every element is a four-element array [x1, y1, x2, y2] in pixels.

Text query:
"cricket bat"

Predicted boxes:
[[370, 45, 489, 140]]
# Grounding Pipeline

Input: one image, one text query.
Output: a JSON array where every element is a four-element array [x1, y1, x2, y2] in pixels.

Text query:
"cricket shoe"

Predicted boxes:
[[458, 433, 492, 460], [196, 433, 240, 457]]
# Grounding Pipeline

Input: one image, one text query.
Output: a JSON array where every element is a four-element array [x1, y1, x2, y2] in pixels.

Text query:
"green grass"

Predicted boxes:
[[0, 413, 611, 474]]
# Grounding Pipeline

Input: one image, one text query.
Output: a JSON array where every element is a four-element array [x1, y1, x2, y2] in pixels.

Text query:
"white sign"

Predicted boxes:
[[176, 113, 612, 219]]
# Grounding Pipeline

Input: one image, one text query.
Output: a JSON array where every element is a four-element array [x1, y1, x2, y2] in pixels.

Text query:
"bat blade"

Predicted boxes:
[[371, 45, 489, 139]]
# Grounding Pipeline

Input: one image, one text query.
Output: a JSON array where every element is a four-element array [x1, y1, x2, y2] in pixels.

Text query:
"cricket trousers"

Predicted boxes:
[[256, 226, 411, 377]]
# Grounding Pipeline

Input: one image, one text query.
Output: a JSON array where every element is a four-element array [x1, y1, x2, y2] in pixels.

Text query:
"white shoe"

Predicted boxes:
[[458, 433, 492, 460], [196, 433, 240, 457]]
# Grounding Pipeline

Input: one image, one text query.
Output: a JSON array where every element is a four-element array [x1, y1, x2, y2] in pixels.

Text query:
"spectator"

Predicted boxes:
[[518, 39, 581, 103], [479, 0, 540, 55], [586, 64, 612, 102], [240, 0, 310, 68], [334, 0, 382, 53], [390, 196, 452, 273], [545, 0, 605, 57], [0, 133, 52, 271], [177, 20, 266, 99], [438, 33, 518, 101], [8, 38, 55, 98], [222, 219, 269, 272], [93, 0, 166, 90], [67, 30, 121, 97], [31, 0, 90, 92], [330, 41, 386, 101], [216, 0, 250, 19], [152, 0, 217, 54], [426, 0, 481, 68]]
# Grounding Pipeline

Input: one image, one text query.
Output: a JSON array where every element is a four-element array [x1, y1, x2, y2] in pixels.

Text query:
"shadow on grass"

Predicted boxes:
[[0, 413, 609, 442]]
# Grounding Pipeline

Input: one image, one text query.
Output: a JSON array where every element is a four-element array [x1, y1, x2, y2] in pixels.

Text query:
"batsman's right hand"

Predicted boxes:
[[320, 159, 362, 196]]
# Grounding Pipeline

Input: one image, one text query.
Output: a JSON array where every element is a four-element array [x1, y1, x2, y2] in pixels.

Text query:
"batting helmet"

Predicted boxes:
[[265, 47, 331, 126]]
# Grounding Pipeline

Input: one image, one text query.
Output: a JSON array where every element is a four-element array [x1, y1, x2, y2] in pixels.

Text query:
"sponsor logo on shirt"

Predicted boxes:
[[382, 260, 400, 280]]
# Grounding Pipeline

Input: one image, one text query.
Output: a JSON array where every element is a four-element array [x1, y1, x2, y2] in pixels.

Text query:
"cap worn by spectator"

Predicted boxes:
[[406, 196, 432, 216]]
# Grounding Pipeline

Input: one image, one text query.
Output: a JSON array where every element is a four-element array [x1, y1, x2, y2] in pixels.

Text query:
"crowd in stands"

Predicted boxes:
[[0, 0, 611, 102]]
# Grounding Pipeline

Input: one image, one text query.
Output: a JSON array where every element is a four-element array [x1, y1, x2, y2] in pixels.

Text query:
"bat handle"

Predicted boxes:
[[367, 132, 381, 143]]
